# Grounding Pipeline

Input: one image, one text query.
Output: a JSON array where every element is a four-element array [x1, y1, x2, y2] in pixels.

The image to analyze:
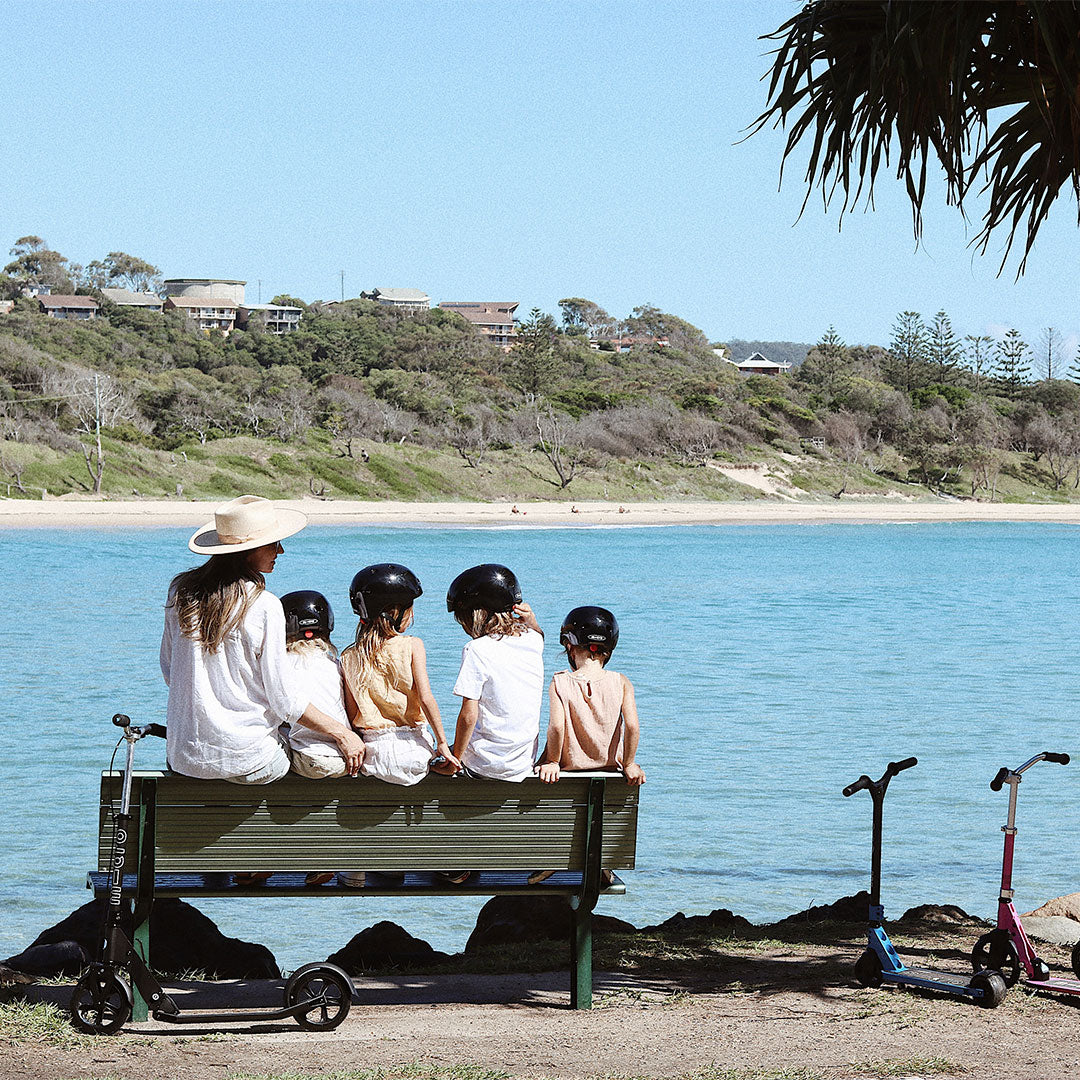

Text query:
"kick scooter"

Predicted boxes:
[[844, 756, 1006, 1007], [70, 714, 353, 1034], [969, 750, 1080, 995]]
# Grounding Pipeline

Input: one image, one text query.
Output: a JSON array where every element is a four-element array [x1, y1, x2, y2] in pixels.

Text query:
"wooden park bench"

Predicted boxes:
[[89, 770, 639, 1018]]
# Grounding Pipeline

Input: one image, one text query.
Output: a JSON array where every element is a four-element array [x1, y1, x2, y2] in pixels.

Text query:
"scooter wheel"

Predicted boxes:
[[971, 931, 1021, 988], [854, 948, 883, 988], [284, 963, 352, 1030], [1071, 940, 1080, 980], [69, 968, 132, 1034], [969, 968, 1007, 1009]]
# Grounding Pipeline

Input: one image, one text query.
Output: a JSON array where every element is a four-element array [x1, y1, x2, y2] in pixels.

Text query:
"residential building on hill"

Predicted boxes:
[[163, 278, 246, 305], [238, 303, 303, 334], [360, 287, 430, 313], [39, 295, 98, 320], [164, 296, 239, 334], [727, 351, 792, 377], [588, 334, 669, 352], [439, 301, 518, 348], [100, 287, 164, 311]]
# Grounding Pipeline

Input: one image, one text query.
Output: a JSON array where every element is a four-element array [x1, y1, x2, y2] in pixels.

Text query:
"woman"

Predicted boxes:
[[160, 494, 364, 784]]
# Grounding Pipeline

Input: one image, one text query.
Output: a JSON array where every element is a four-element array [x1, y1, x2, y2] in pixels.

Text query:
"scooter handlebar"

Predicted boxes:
[[842, 775, 872, 797], [888, 757, 917, 775], [990, 767, 1009, 792], [111, 714, 166, 739], [1044, 752, 1070, 765], [145, 723, 167, 739], [112, 713, 130, 727]]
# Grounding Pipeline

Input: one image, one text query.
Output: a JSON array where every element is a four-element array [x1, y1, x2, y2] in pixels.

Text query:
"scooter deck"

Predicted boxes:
[[1024, 977, 1080, 995], [886, 966, 974, 991]]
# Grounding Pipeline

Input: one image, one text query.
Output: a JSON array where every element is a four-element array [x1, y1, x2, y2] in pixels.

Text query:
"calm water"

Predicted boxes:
[[2, 522, 1079, 969]]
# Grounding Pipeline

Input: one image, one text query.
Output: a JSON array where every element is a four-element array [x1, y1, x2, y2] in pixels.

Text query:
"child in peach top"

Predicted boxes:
[[536, 605, 644, 785]]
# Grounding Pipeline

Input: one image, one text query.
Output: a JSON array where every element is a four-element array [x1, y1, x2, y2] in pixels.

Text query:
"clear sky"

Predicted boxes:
[[4, 0, 1078, 354]]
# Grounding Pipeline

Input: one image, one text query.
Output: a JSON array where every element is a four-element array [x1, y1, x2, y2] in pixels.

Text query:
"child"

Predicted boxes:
[[531, 605, 644, 884], [536, 605, 645, 787], [340, 563, 458, 787], [442, 563, 545, 782], [281, 589, 354, 887], [281, 590, 355, 780]]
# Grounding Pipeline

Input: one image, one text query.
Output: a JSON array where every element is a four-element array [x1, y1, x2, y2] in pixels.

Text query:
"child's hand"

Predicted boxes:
[[623, 762, 645, 786], [435, 743, 462, 773], [335, 729, 366, 777], [536, 762, 560, 784], [430, 756, 460, 776], [512, 601, 541, 634]]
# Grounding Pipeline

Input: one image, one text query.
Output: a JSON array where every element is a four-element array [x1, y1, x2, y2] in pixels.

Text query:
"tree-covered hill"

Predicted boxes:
[[2, 291, 1080, 504]]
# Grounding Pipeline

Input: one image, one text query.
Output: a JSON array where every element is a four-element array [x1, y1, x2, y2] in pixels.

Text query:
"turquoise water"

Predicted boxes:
[[3, 522, 1079, 969]]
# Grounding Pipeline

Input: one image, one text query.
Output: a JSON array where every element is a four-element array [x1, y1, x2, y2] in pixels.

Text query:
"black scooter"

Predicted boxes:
[[70, 714, 353, 1034]]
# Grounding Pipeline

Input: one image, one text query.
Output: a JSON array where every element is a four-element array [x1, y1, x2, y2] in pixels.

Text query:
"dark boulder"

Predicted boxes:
[[897, 902, 976, 927], [327, 921, 450, 973], [5, 898, 279, 979], [465, 895, 636, 953], [767, 891, 870, 931], [639, 908, 755, 936]]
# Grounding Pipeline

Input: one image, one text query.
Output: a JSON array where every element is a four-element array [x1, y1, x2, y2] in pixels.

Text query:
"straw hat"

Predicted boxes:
[[188, 495, 308, 555]]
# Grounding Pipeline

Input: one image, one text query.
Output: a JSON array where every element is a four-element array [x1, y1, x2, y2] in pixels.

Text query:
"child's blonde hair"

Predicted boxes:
[[454, 607, 526, 640], [286, 636, 337, 659], [349, 606, 414, 683]]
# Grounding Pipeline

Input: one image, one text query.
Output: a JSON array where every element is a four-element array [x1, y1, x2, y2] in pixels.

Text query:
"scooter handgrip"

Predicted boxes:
[[990, 767, 1009, 791], [112, 713, 131, 727], [1045, 752, 1070, 765], [888, 757, 917, 774], [146, 724, 167, 739], [843, 775, 871, 797]]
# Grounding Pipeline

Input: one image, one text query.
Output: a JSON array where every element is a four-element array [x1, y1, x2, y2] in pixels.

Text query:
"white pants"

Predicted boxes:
[[359, 726, 434, 786], [290, 747, 348, 779]]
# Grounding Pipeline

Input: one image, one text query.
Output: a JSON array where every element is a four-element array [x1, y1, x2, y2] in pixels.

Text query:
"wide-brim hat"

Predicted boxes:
[[188, 495, 308, 555]]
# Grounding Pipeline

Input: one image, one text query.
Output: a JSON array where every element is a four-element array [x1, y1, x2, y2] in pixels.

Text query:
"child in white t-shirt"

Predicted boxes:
[[440, 564, 545, 785], [280, 590, 354, 886]]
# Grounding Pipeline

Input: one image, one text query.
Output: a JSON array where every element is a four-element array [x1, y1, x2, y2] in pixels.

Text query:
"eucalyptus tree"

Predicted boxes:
[[754, 2, 1080, 273]]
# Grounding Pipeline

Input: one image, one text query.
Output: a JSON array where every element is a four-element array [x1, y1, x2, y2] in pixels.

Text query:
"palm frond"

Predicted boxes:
[[751, 1, 1080, 274]]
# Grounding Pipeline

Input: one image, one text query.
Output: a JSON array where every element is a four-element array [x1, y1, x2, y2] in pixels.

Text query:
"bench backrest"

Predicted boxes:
[[98, 771, 638, 875]]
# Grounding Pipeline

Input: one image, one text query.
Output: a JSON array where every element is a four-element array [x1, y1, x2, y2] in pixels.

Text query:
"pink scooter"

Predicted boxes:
[[970, 750, 1080, 995]]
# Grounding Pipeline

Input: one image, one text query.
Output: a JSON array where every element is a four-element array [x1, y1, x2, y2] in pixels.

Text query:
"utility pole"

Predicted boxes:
[[340, 270, 345, 302], [257, 279, 262, 303]]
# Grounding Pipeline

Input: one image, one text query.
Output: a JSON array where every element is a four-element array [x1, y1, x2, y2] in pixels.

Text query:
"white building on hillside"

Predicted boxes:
[[360, 287, 430, 313]]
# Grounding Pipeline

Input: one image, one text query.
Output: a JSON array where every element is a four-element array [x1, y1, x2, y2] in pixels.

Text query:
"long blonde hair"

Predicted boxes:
[[455, 608, 526, 639], [347, 606, 412, 685], [168, 553, 264, 653]]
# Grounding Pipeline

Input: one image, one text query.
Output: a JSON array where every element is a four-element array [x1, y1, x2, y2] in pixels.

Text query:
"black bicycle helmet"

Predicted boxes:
[[446, 563, 522, 615], [281, 590, 335, 641], [560, 606, 619, 655], [349, 563, 423, 627]]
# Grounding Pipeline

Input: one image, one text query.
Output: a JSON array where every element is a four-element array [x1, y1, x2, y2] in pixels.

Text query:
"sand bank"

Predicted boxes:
[[4, 496, 1080, 528]]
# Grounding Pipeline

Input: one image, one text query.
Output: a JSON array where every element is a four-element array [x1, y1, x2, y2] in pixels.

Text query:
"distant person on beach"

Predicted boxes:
[[530, 605, 643, 883], [160, 495, 364, 787], [340, 564, 458, 789], [442, 564, 545, 783]]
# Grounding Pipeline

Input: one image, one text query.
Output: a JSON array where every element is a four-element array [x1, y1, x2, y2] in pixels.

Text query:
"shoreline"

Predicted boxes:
[[4, 496, 1080, 528]]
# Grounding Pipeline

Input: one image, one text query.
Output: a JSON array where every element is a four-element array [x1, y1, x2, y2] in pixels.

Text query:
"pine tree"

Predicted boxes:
[[888, 311, 930, 391], [928, 310, 961, 383], [994, 329, 1031, 397], [963, 334, 994, 381]]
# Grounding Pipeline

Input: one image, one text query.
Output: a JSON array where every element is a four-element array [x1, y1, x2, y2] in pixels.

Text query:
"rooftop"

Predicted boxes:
[[39, 295, 98, 309], [164, 278, 246, 285], [100, 288, 163, 307], [165, 296, 239, 309]]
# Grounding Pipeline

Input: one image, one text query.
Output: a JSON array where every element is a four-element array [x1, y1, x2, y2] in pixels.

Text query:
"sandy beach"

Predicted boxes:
[[3, 496, 1080, 529]]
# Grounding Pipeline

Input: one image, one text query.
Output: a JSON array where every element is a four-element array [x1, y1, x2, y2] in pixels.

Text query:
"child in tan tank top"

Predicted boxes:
[[340, 564, 458, 787]]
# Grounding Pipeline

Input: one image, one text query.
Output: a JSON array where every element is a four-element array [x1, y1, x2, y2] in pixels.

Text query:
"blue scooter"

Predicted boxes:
[[844, 757, 1007, 1007]]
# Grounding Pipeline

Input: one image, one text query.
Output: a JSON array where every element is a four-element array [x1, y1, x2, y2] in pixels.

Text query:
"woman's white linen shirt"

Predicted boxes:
[[160, 585, 307, 779]]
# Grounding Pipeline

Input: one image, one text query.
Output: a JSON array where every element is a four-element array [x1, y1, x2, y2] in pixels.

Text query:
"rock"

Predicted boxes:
[[0, 964, 36, 987], [1024, 892, 1080, 922], [896, 902, 977, 927], [5, 898, 279, 979], [767, 892, 869, 930], [327, 921, 450, 973], [465, 895, 636, 953], [1021, 915, 1080, 946], [639, 908, 754, 935], [4, 941, 88, 978]]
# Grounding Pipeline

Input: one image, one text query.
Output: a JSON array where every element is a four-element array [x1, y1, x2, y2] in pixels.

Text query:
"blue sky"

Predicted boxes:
[[4, 0, 1078, 355]]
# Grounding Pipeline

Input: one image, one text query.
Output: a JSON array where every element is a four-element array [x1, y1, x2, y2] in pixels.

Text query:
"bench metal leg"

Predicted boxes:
[[130, 900, 152, 1022], [570, 906, 592, 1009]]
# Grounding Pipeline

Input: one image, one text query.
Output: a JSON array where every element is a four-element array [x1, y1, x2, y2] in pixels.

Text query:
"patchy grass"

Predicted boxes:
[[226, 1066, 513, 1080], [0, 999, 90, 1049], [848, 1058, 964, 1077]]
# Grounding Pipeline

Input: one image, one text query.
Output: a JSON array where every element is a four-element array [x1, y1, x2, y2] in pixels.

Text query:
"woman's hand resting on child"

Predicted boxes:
[[430, 743, 463, 775], [536, 762, 560, 783]]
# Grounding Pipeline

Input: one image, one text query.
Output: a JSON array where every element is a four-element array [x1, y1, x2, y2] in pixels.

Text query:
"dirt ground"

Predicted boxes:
[[8, 919, 1080, 1080]]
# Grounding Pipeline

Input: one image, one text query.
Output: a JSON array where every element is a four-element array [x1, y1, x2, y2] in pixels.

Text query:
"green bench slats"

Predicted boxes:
[[92, 769, 639, 1013]]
